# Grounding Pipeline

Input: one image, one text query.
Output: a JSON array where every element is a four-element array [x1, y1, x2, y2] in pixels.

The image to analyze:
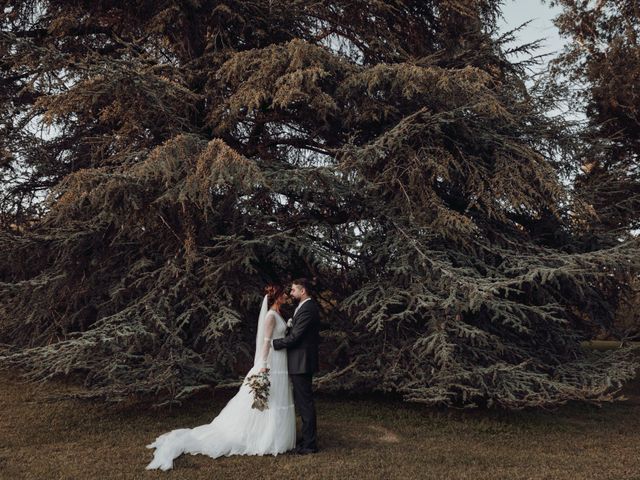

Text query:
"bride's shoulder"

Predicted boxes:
[[268, 308, 284, 319]]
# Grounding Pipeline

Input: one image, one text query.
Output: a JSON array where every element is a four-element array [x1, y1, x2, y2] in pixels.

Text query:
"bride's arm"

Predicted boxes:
[[259, 312, 276, 369]]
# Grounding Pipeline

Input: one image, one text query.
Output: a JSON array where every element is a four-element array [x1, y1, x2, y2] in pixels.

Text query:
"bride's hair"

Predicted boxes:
[[264, 284, 286, 309]]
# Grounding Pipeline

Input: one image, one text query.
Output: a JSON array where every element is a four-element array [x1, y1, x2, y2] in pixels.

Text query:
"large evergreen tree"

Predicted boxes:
[[1, 0, 639, 408]]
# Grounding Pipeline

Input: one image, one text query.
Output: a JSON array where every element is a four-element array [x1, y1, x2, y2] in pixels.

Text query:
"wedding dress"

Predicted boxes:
[[145, 295, 296, 471]]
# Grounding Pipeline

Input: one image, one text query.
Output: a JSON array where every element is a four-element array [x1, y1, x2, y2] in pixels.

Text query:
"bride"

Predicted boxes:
[[145, 285, 296, 471]]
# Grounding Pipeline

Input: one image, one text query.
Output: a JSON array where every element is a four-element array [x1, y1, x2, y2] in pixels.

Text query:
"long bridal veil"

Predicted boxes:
[[145, 294, 296, 471], [254, 293, 268, 366]]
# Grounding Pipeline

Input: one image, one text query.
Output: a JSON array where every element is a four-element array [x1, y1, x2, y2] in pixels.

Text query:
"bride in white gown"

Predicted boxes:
[[145, 286, 296, 471]]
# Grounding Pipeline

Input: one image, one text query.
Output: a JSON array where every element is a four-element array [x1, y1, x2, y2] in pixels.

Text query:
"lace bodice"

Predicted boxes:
[[268, 309, 287, 338]]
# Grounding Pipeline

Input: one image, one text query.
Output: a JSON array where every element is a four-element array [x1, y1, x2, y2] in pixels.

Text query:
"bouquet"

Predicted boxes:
[[244, 371, 271, 411]]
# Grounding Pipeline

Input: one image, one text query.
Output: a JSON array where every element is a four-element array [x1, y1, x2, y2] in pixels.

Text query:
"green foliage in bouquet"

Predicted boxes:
[[245, 371, 271, 411]]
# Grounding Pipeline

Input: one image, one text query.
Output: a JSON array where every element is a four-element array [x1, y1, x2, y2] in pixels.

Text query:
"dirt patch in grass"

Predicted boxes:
[[1, 370, 639, 480]]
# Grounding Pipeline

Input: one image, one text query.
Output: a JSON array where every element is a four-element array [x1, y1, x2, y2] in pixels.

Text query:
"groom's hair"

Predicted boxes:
[[292, 277, 313, 296]]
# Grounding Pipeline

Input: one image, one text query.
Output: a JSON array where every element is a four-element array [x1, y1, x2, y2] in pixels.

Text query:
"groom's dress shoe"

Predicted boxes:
[[295, 447, 318, 455], [290, 445, 317, 454]]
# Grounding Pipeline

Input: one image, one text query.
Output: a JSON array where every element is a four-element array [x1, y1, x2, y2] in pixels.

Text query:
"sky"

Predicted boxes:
[[497, 0, 568, 73], [498, 0, 584, 124], [497, 2, 583, 191], [497, 2, 640, 240]]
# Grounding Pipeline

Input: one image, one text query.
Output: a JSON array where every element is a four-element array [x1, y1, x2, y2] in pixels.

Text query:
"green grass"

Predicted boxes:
[[1, 370, 639, 480]]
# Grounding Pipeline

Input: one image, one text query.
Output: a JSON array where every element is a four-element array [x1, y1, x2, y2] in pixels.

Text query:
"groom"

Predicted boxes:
[[271, 277, 320, 454]]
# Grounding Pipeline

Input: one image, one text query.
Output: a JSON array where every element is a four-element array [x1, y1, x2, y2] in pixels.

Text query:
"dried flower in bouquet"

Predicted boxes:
[[244, 371, 271, 411]]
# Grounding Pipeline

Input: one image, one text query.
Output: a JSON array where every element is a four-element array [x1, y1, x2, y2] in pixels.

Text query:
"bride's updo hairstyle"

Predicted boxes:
[[264, 284, 286, 309]]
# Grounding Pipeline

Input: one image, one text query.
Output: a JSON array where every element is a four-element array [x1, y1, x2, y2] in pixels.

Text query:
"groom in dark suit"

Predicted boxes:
[[272, 277, 320, 454]]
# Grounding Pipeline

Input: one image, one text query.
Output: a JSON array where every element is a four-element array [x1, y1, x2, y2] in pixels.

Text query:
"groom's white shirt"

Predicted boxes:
[[270, 297, 311, 349]]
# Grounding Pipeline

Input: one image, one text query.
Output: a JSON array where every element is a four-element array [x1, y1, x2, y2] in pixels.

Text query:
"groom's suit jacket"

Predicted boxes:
[[272, 298, 320, 374]]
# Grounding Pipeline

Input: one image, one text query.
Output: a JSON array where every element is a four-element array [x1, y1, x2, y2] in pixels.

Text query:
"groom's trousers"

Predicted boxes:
[[290, 372, 318, 450]]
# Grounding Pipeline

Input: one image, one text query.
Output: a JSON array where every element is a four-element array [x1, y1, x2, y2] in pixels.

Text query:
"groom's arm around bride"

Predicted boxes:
[[272, 300, 319, 354]]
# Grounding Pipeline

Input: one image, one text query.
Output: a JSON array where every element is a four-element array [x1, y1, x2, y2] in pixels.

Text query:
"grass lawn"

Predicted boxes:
[[1, 370, 639, 480]]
